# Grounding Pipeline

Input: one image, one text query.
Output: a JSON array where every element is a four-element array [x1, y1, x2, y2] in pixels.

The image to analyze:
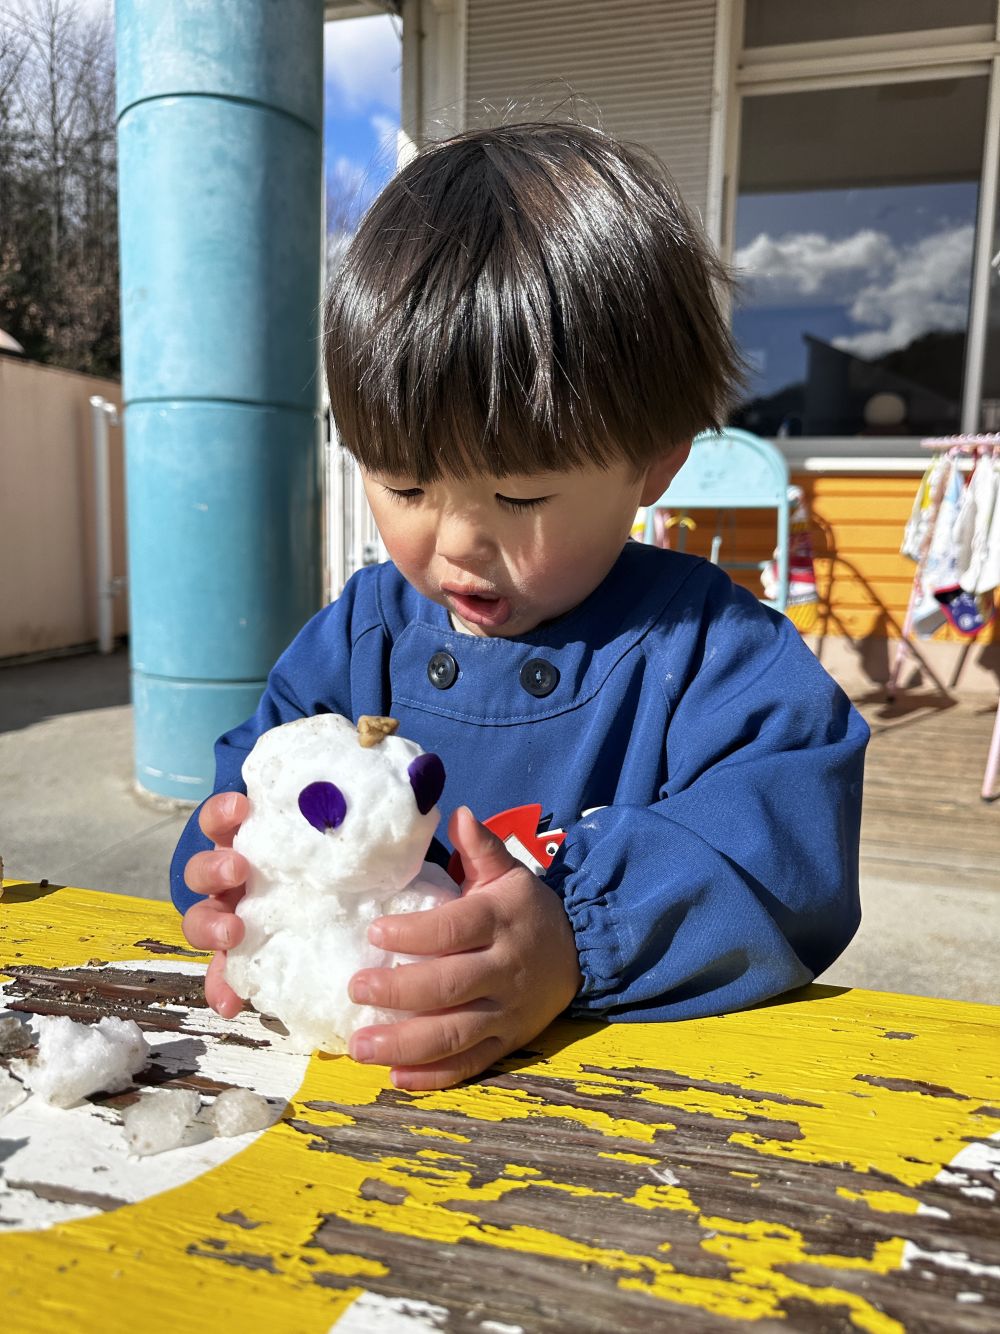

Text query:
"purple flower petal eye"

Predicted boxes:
[[298, 781, 347, 833], [408, 753, 445, 815]]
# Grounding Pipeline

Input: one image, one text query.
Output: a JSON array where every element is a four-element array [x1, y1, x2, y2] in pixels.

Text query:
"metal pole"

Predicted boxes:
[[115, 0, 324, 800], [89, 395, 120, 655]]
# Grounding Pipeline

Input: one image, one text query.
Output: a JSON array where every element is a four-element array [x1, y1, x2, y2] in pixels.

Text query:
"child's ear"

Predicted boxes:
[[639, 441, 692, 506]]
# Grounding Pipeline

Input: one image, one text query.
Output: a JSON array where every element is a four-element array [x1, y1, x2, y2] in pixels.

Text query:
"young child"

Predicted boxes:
[[173, 121, 868, 1092]]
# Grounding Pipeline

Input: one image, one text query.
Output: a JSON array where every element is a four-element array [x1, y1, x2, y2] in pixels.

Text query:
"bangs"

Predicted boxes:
[[324, 123, 742, 482]]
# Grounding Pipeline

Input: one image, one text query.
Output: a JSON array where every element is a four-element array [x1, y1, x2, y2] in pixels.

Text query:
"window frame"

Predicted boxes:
[[709, 0, 1000, 466]]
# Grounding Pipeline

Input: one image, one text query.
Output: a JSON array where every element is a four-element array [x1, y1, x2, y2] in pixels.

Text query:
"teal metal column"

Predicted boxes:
[[116, 0, 324, 800]]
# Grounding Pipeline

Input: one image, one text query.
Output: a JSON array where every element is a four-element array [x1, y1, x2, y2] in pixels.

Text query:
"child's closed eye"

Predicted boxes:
[[495, 493, 552, 513], [382, 486, 424, 505]]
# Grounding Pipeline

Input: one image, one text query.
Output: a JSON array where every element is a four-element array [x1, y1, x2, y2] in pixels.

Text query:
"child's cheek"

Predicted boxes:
[[380, 528, 435, 590]]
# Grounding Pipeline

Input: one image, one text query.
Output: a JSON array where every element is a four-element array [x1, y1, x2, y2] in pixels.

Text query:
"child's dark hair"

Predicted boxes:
[[324, 121, 742, 482]]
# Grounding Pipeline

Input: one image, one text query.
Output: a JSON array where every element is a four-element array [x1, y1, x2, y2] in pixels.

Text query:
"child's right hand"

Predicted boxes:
[[182, 791, 250, 1018]]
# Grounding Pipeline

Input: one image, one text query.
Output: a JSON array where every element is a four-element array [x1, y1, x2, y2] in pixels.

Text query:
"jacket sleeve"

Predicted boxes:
[[545, 578, 869, 1021], [168, 574, 378, 914]]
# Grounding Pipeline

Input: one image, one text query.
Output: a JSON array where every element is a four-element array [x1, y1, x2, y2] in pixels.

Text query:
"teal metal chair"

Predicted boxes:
[[644, 428, 791, 612]]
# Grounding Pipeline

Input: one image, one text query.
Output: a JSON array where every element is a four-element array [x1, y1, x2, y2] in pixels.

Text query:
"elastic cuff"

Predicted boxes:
[[550, 866, 624, 1011]]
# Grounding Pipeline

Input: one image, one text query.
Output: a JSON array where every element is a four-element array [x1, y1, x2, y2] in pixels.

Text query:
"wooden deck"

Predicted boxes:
[[853, 693, 999, 893]]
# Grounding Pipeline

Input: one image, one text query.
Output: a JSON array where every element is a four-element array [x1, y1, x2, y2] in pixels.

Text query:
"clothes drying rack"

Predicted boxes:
[[887, 433, 1000, 801]]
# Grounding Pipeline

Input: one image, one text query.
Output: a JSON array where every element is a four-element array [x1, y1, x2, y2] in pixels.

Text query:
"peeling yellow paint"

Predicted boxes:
[[695, 1214, 909, 1334], [411, 1081, 670, 1143], [404, 1125, 470, 1143], [622, 1183, 698, 1214], [836, 1188, 921, 1216], [2, 881, 998, 1333]]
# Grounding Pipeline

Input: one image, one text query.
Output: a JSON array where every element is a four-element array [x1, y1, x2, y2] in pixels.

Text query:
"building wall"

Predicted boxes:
[[465, 0, 718, 222], [666, 471, 997, 689], [0, 358, 126, 659]]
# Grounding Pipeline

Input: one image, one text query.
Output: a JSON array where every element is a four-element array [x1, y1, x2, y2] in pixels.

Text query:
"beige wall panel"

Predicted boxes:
[[0, 359, 126, 658]]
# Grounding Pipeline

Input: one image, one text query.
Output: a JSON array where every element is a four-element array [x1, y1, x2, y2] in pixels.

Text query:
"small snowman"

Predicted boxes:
[[225, 713, 456, 1053]]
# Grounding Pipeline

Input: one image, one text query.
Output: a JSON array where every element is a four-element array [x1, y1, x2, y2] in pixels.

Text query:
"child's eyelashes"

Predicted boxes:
[[495, 494, 552, 513], [380, 486, 551, 513], [382, 486, 424, 505]]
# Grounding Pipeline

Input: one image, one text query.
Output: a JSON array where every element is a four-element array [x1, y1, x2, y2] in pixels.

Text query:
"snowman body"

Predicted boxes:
[[225, 713, 454, 1052]]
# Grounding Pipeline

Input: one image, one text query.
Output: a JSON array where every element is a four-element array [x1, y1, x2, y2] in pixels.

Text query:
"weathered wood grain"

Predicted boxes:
[[1, 884, 998, 1334]]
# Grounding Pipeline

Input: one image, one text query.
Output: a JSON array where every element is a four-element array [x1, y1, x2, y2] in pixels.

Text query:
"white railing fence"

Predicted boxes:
[[324, 419, 385, 601]]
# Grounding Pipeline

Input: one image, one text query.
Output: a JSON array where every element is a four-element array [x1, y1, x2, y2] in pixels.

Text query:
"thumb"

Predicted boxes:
[[448, 806, 519, 890]]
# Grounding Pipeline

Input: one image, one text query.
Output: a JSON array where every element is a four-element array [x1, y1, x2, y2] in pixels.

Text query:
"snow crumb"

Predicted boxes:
[[14, 1015, 149, 1108], [0, 1013, 32, 1055], [649, 1165, 680, 1186], [123, 1089, 202, 1156], [207, 1087, 276, 1137], [0, 1067, 27, 1117]]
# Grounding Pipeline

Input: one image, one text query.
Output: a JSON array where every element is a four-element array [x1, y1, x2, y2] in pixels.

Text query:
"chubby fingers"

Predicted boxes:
[[182, 887, 246, 952], [185, 847, 249, 898], [182, 846, 248, 952], [448, 805, 518, 887], [198, 791, 249, 848], [349, 951, 498, 1015], [349, 1006, 504, 1088], [388, 1042, 505, 1092], [204, 950, 244, 1019], [369, 892, 496, 957]]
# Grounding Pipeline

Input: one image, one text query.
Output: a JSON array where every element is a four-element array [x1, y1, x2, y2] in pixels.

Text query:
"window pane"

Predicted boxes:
[[731, 79, 987, 439], [744, 0, 996, 48]]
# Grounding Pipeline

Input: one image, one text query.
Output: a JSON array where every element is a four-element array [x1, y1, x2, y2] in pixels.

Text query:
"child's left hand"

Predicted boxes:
[[347, 805, 582, 1090]]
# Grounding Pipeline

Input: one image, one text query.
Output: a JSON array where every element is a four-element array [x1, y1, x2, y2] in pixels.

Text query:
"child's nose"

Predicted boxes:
[[435, 513, 495, 565]]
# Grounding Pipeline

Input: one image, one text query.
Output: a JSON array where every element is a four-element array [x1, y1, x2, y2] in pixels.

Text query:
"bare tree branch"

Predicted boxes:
[[0, 0, 118, 373]]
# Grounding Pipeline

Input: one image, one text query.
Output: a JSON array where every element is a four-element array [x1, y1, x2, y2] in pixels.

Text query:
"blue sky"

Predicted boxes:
[[323, 14, 402, 237]]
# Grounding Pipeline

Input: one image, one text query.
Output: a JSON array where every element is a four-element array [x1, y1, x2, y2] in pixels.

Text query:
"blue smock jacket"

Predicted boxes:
[[170, 542, 868, 1022]]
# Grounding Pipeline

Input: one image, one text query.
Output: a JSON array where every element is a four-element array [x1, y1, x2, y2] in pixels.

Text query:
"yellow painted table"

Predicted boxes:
[[1, 881, 998, 1334]]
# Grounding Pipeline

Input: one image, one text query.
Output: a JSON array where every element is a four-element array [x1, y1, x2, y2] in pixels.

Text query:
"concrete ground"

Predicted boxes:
[[1, 648, 997, 1005], [0, 649, 187, 903]]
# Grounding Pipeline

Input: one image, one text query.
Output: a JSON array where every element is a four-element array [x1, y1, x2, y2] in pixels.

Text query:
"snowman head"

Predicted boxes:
[[237, 714, 445, 893]]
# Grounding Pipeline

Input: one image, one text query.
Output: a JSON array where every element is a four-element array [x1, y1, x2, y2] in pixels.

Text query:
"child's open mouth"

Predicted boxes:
[[445, 588, 513, 628]]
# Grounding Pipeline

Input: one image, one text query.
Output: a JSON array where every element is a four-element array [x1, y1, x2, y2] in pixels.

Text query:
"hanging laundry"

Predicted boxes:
[[932, 583, 994, 636], [901, 453, 948, 563], [911, 458, 961, 639], [956, 451, 1000, 597]]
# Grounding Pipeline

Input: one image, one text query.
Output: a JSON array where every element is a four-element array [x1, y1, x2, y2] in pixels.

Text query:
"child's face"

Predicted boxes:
[[362, 452, 686, 637]]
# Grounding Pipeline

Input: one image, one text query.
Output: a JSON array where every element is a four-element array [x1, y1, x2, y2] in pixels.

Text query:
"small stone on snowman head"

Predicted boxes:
[[357, 715, 400, 748]]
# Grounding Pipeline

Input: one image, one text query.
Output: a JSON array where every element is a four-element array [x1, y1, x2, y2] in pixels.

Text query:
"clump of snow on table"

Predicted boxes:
[[225, 713, 455, 1053], [122, 1087, 277, 1154], [0, 1013, 31, 1055], [207, 1087, 276, 1136], [123, 1089, 202, 1156], [13, 1015, 149, 1108], [0, 1067, 27, 1116]]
